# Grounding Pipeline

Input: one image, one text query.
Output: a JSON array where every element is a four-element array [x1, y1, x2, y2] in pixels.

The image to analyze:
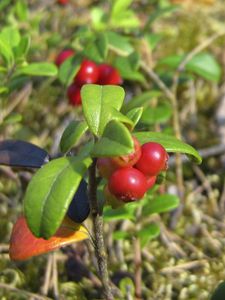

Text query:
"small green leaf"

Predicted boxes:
[[91, 120, 133, 157], [106, 31, 133, 56], [159, 53, 221, 82], [122, 90, 161, 113], [1, 27, 21, 48], [14, 35, 30, 59], [114, 55, 145, 82], [17, 63, 58, 77], [24, 156, 92, 239], [60, 121, 88, 153], [141, 102, 172, 125], [104, 205, 135, 221], [81, 84, 125, 136], [58, 54, 82, 85], [137, 223, 160, 247], [111, 0, 133, 17], [0, 36, 14, 65], [83, 33, 108, 63], [135, 131, 202, 164], [113, 230, 131, 240], [4, 113, 22, 124], [111, 108, 134, 129], [126, 107, 143, 129], [143, 194, 179, 216], [15, 0, 28, 21]]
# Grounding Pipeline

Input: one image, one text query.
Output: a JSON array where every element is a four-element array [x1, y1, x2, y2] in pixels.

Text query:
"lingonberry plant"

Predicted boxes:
[[0, 84, 201, 299]]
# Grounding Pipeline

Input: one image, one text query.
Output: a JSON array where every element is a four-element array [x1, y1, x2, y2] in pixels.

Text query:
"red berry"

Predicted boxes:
[[146, 176, 156, 190], [135, 142, 168, 176], [55, 49, 74, 66], [108, 167, 148, 202], [104, 185, 124, 208], [74, 60, 99, 86], [111, 136, 141, 168], [57, 0, 69, 5], [97, 157, 118, 179], [98, 64, 122, 85], [67, 84, 82, 106]]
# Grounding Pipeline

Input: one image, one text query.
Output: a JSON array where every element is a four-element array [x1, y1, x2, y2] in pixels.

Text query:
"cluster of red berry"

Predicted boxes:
[[97, 139, 169, 206], [55, 49, 122, 106]]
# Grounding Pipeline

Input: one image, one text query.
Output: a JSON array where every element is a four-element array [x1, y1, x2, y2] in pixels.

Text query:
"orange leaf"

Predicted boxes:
[[9, 216, 89, 261]]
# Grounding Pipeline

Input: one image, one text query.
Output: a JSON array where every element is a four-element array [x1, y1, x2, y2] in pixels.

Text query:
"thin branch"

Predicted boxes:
[[88, 159, 114, 300]]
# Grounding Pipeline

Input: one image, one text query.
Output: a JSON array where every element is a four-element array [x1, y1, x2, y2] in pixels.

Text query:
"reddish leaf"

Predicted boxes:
[[9, 216, 89, 261]]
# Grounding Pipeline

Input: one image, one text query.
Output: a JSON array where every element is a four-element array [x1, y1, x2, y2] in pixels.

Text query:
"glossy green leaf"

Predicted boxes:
[[14, 35, 30, 59], [141, 102, 172, 125], [60, 121, 88, 153], [122, 90, 161, 113], [143, 194, 179, 216], [126, 107, 143, 129], [114, 55, 145, 82], [137, 223, 160, 247], [106, 31, 133, 56], [58, 54, 82, 85], [24, 156, 92, 239], [81, 84, 125, 136], [17, 63, 58, 77], [111, 108, 134, 129], [0, 36, 14, 64], [91, 120, 133, 157], [104, 205, 135, 221], [134, 131, 202, 164], [159, 53, 221, 82], [1, 27, 21, 48], [83, 33, 108, 63]]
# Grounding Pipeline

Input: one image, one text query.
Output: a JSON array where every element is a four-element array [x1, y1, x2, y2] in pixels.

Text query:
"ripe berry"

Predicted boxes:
[[146, 176, 156, 190], [74, 60, 99, 86], [111, 136, 141, 168], [135, 142, 168, 176], [67, 180, 90, 223], [104, 185, 124, 209], [57, 0, 69, 5], [55, 49, 74, 66], [108, 167, 148, 202], [98, 64, 122, 85], [97, 157, 118, 179], [67, 84, 81, 106]]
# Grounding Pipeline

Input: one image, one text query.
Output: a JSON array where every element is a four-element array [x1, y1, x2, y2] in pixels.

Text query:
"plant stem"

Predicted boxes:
[[134, 237, 142, 300], [88, 158, 114, 300]]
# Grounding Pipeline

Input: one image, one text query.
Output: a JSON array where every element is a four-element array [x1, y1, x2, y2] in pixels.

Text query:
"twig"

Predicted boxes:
[[160, 260, 207, 275], [41, 255, 53, 296], [52, 252, 59, 300], [0, 283, 52, 300], [134, 237, 142, 300], [88, 159, 113, 300]]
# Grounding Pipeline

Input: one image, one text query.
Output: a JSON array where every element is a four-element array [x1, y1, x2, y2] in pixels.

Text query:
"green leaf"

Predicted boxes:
[[24, 156, 92, 239], [159, 53, 221, 82], [58, 54, 82, 85], [60, 121, 88, 153], [143, 194, 179, 216], [4, 113, 22, 124], [126, 107, 143, 129], [110, 108, 134, 129], [113, 230, 131, 240], [110, 10, 140, 29], [83, 33, 108, 63], [111, 0, 133, 17], [1, 27, 21, 48], [0, 35, 14, 65], [145, 33, 162, 50], [15, 0, 28, 21], [106, 31, 133, 56], [14, 35, 30, 59], [141, 102, 172, 125], [17, 63, 58, 77], [114, 55, 145, 82], [134, 131, 202, 164], [122, 90, 161, 113], [137, 223, 160, 247], [81, 84, 125, 136], [145, 5, 179, 27], [104, 205, 135, 221], [91, 120, 133, 157]]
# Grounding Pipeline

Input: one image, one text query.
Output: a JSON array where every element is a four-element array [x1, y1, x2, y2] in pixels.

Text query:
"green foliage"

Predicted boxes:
[[137, 223, 161, 247], [135, 131, 202, 164], [24, 156, 92, 239], [60, 121, 88, 153], [211, 281, 225, 300]]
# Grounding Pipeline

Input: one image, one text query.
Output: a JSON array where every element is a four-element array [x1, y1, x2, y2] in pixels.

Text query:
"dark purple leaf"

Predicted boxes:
[[0, 140, 49, 168]]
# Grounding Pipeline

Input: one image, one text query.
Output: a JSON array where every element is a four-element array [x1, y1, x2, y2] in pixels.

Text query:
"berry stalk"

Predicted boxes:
[[88, 158, 114, 300]]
